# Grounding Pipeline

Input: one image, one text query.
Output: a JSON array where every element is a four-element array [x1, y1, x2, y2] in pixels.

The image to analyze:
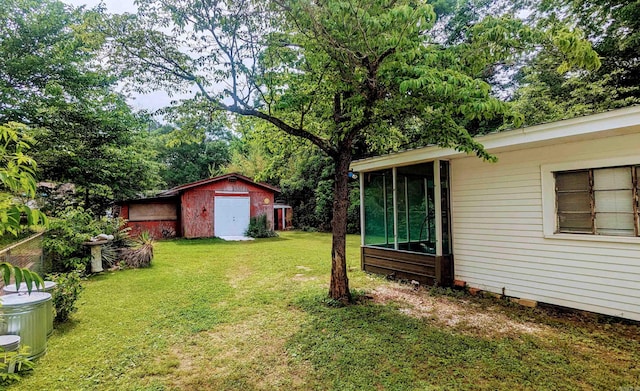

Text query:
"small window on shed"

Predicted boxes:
[[129, 203, 177, 221]]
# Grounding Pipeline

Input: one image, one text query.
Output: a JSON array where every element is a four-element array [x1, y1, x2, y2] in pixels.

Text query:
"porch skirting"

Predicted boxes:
[[361, 246, 453, 287]]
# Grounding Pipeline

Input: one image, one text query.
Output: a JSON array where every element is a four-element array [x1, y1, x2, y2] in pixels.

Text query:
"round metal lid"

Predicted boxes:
[[2, 281, 56, 293], [0, 335, 20, 350], [0, 292, 52, 306]]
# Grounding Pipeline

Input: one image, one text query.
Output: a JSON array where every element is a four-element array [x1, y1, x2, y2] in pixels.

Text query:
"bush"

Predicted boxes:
[[120, 231, 154, 268], [0, 346, 34, 385], [245, 214, 277, 238], [44, 207, 129, 273], [48, 271, 83, 323]]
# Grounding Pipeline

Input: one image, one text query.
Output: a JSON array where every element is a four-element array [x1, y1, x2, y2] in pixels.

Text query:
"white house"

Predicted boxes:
[[351, 106, 640, 321]]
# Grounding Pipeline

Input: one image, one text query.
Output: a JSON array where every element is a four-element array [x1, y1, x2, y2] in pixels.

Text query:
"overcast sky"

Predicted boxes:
[[63, 0, 184, 114]]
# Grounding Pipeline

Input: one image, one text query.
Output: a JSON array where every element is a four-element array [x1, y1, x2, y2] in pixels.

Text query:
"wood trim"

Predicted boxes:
[[352, 106, 640, 172], [214, 191, 250, 196], [360, 173, 365, 246], [633, 166, 639, 236], [361, 246, 453, 286], [434, 160, 443, 256]]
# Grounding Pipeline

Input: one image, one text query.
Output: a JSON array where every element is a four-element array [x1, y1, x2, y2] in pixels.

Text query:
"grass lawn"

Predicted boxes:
[[8, 231, 640, 390]]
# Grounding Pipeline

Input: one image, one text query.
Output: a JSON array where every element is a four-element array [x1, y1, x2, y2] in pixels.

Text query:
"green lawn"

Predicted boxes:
[[9, 231, 640, 390]]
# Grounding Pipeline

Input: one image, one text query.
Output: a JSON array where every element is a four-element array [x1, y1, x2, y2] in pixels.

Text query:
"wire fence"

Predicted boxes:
[[0, 232, 45, 292]]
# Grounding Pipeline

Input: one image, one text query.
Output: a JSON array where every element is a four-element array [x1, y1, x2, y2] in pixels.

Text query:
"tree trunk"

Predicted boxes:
[[329, 147, 352, 302]]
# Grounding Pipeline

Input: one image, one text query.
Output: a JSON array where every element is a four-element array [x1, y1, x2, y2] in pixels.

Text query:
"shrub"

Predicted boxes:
[[0, 346, 34, 385], [44, 207, 129, 273], [120, 231, 154, 268], [245, 214, 277, 238], [48, 271, 83, 323]]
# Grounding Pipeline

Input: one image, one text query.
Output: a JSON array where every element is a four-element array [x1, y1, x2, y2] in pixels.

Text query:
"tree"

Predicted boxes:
[[0, 122, 46, 291], [107, 0, 598, 301], [511, 0, 640, 125], [0, 122, 47, 236], [151, 125, 232, 188], [0, 0, 162, 215], [30, 93, 162, 215]]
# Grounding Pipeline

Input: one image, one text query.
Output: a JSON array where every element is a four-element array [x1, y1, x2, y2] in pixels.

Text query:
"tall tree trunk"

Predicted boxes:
[[329, 147, 352, 302]]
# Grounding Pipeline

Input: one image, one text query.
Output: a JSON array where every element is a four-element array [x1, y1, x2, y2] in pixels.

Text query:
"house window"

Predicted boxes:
[[555, 166, 640, 236]]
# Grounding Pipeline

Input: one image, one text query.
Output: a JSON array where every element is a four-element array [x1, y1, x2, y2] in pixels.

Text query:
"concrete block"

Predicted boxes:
[[516, 298, 538, 308], [468, 287, 481, 296], [453, 279, 466, 288]]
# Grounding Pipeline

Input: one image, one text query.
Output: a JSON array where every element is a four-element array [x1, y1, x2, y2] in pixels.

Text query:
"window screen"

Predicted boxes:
[[555, 166, 640, 237], [593, 167, 634, 236], [556, 170, 592, 233]]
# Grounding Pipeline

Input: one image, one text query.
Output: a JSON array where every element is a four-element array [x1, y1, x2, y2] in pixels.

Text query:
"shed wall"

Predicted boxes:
[[450, 132, 640, 320], [120, 203, 179, 239], [181, 179, 275, 238]]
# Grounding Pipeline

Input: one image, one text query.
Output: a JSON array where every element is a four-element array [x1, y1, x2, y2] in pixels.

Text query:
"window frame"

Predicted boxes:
[[542, 155, 640, 243], [555, 167, 638, 236]]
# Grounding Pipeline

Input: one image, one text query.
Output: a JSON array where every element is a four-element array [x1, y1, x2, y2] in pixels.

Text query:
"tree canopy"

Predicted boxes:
[[106, 0, 599, 301], [511, 0, 640, 124], [0, 0, 162, 215]]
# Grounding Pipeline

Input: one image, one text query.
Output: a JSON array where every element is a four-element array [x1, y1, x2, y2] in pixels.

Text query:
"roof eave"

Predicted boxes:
[[351, 106, 640, 172]]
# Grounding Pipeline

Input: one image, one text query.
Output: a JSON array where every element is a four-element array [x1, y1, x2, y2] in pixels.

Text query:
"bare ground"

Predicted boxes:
[[370, 285, 548, 338]]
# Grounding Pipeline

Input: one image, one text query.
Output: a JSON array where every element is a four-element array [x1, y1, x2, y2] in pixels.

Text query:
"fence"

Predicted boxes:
[[0, 232, 45, 291]]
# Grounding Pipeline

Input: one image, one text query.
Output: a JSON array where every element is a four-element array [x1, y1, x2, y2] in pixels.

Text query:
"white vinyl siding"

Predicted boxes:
[[451, 132, 640, 321]]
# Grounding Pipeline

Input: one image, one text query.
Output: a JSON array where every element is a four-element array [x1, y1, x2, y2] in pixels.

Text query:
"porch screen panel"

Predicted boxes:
[[396, 176, 408, 244], [397, 163, 435, 254], [407, 176, 426, 247], [385, 173, 394, 246], [637, 166, 640, 235], [364, 171, 392, 247]]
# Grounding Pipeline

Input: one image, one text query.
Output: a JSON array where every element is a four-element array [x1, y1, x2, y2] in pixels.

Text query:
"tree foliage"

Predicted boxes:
[[106, 0, 598, 301], [0, 122, 47, 236], [0, 0, 161, 215], [511, 0, 639, 124], [149, 102, 233, 188]]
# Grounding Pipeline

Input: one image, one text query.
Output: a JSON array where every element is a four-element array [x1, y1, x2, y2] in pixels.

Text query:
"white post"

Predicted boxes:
[[392, 167, 399, 250], [434, 160, 443, 257], [90, 245, 104, 273], [359, 172, 365, 246]]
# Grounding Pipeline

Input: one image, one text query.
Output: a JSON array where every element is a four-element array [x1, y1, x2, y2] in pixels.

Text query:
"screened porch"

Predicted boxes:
[[357, 160, 453, 286]]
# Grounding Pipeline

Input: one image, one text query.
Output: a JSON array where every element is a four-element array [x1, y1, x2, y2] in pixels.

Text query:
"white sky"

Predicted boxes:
[[63, 0, 183, 114], [64, 0, 137, 16]]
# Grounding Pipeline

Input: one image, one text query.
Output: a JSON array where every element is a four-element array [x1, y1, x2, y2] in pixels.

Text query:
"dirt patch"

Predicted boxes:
[[292, 273, 318, 282], [296, 265, 312, 271], [371, 285, 548, 338], [227, 264, 253, 289], [164, 311, 313, 390]]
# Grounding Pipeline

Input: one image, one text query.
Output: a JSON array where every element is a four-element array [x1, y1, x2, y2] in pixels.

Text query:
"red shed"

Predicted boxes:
[[117, 173, 279, 239]]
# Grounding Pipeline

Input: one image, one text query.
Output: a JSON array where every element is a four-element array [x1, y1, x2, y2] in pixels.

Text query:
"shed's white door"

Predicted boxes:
[[214, 196, 251, 237]]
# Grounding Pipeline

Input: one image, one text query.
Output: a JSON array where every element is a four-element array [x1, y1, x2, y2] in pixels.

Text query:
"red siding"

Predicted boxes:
[[120, 176, 276, 240], [181, 178, 275, 238], [181, 190, 214, 238], [120, 204, 129, 219], [120, 201, 180, 239], [128, 221, 179, 239]]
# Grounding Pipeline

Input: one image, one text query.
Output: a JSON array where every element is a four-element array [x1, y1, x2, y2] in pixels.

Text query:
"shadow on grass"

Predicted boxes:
[[286, 293, 622, 391], [52, 317, 80, 335], [172, 236, 290, 246]]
